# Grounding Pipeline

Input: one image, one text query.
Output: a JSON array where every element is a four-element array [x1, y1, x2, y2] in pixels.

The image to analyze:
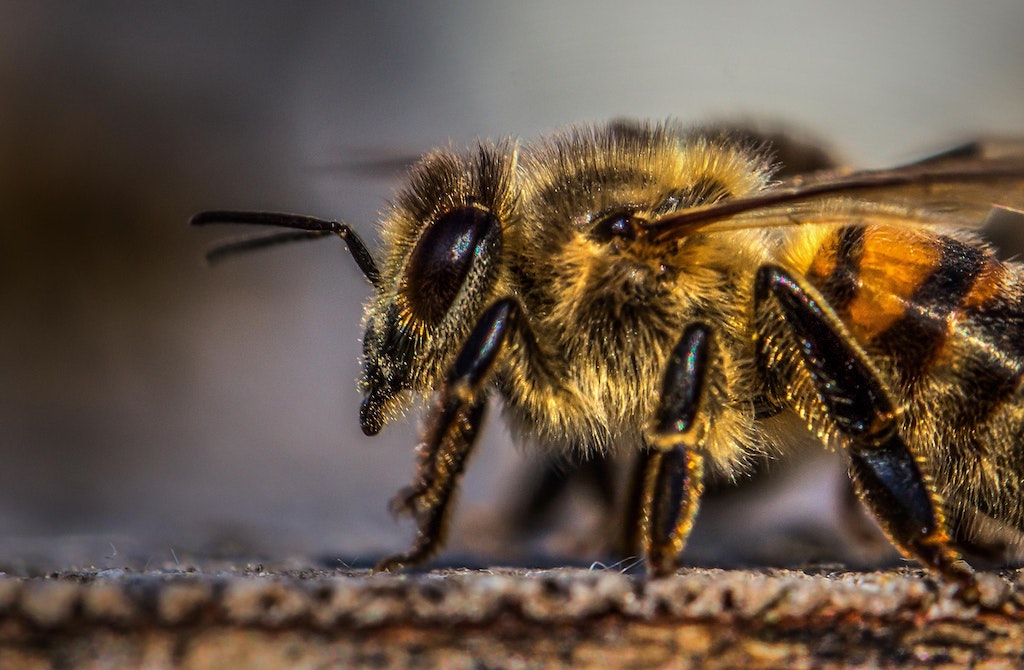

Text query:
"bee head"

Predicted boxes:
[[358, 143, 518, 435]]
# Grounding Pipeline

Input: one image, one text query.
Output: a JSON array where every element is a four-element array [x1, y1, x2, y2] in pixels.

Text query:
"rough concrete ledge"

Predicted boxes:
[[1, 567, 1022, 669]]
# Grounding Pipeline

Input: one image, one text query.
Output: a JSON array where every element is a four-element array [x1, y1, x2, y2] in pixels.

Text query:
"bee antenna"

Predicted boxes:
[[190, 210, 380, 286]]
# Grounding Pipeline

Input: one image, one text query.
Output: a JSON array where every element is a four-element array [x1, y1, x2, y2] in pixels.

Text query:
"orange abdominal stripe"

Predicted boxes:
[[808, 226, 995, 346]]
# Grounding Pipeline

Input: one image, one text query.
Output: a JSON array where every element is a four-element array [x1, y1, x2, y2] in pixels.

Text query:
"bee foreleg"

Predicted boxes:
[[375, 298, 524, 573], [638, 323, 712, 577], [755, 264, 976, 590]]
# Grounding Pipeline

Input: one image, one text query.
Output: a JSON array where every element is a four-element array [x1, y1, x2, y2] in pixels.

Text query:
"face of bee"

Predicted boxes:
[[357, 143, 518, 435]]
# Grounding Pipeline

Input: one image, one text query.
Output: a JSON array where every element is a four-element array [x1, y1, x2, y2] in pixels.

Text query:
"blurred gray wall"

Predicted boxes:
[[1, 1, 1023, 568]]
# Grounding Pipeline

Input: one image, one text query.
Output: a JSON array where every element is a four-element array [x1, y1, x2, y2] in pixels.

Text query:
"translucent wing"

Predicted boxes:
[[643, 138, 1024, 242]]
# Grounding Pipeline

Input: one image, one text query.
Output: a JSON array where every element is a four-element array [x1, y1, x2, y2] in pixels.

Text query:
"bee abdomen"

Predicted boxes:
[[806, 225, 1024, 409]]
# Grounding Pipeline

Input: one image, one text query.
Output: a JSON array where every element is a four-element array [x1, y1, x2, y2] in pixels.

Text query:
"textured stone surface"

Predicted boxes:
[[1, 566, 1023, 668]]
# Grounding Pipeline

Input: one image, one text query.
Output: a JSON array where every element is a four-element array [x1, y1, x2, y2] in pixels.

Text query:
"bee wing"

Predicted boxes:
[[644, 138, 1024, 241]]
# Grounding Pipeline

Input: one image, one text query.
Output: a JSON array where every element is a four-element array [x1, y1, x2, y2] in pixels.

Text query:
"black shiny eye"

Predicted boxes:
[[588, 210, 639, 243], [405, 206, 499, 322]]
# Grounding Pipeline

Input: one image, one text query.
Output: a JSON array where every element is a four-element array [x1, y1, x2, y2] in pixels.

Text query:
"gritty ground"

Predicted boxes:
[[0, 459, 1012, 669], [2, 556, 1024, 669]]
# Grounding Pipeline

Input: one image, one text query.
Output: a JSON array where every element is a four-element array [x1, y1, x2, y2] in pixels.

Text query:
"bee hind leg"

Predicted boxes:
[[634, 323, 712, 577], [755, 264, 976, 592], [375, 298, 525, 573]]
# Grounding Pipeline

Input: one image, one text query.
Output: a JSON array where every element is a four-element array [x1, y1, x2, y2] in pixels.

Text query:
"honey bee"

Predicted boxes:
[[193, 120, 1024, 593]]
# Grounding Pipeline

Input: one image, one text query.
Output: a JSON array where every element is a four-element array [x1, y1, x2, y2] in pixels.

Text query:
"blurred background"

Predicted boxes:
[[2, 1, 1023, 573]]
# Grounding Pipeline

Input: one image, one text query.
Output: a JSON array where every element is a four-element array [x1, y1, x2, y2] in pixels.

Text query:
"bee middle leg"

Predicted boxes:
[[631, 323, 713, 577], [755, 264, 975, 590], [376, 297, 533, 572]]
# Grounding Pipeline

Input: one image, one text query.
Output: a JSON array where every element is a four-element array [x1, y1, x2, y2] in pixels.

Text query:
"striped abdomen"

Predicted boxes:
[[802, 224, 1024, 531], [805, 224, 1024, 425]]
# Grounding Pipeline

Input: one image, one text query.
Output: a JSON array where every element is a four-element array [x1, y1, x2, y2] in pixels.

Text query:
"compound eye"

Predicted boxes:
[[404, 205, 498, 323], [588, 210, 639, 243]]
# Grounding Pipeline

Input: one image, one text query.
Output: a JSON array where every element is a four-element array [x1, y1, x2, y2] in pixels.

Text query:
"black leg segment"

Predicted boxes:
[[850, 436, 937, 542], [641, 444, 704, 576], [639, 323, 714, 576], [755, 264, 974, 589], [375, 297, 531, 572], [755, 265, 895, 440], [653, 323, 713, 444], [376, 398, 487, 572], [448, 299, 520, 391]]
